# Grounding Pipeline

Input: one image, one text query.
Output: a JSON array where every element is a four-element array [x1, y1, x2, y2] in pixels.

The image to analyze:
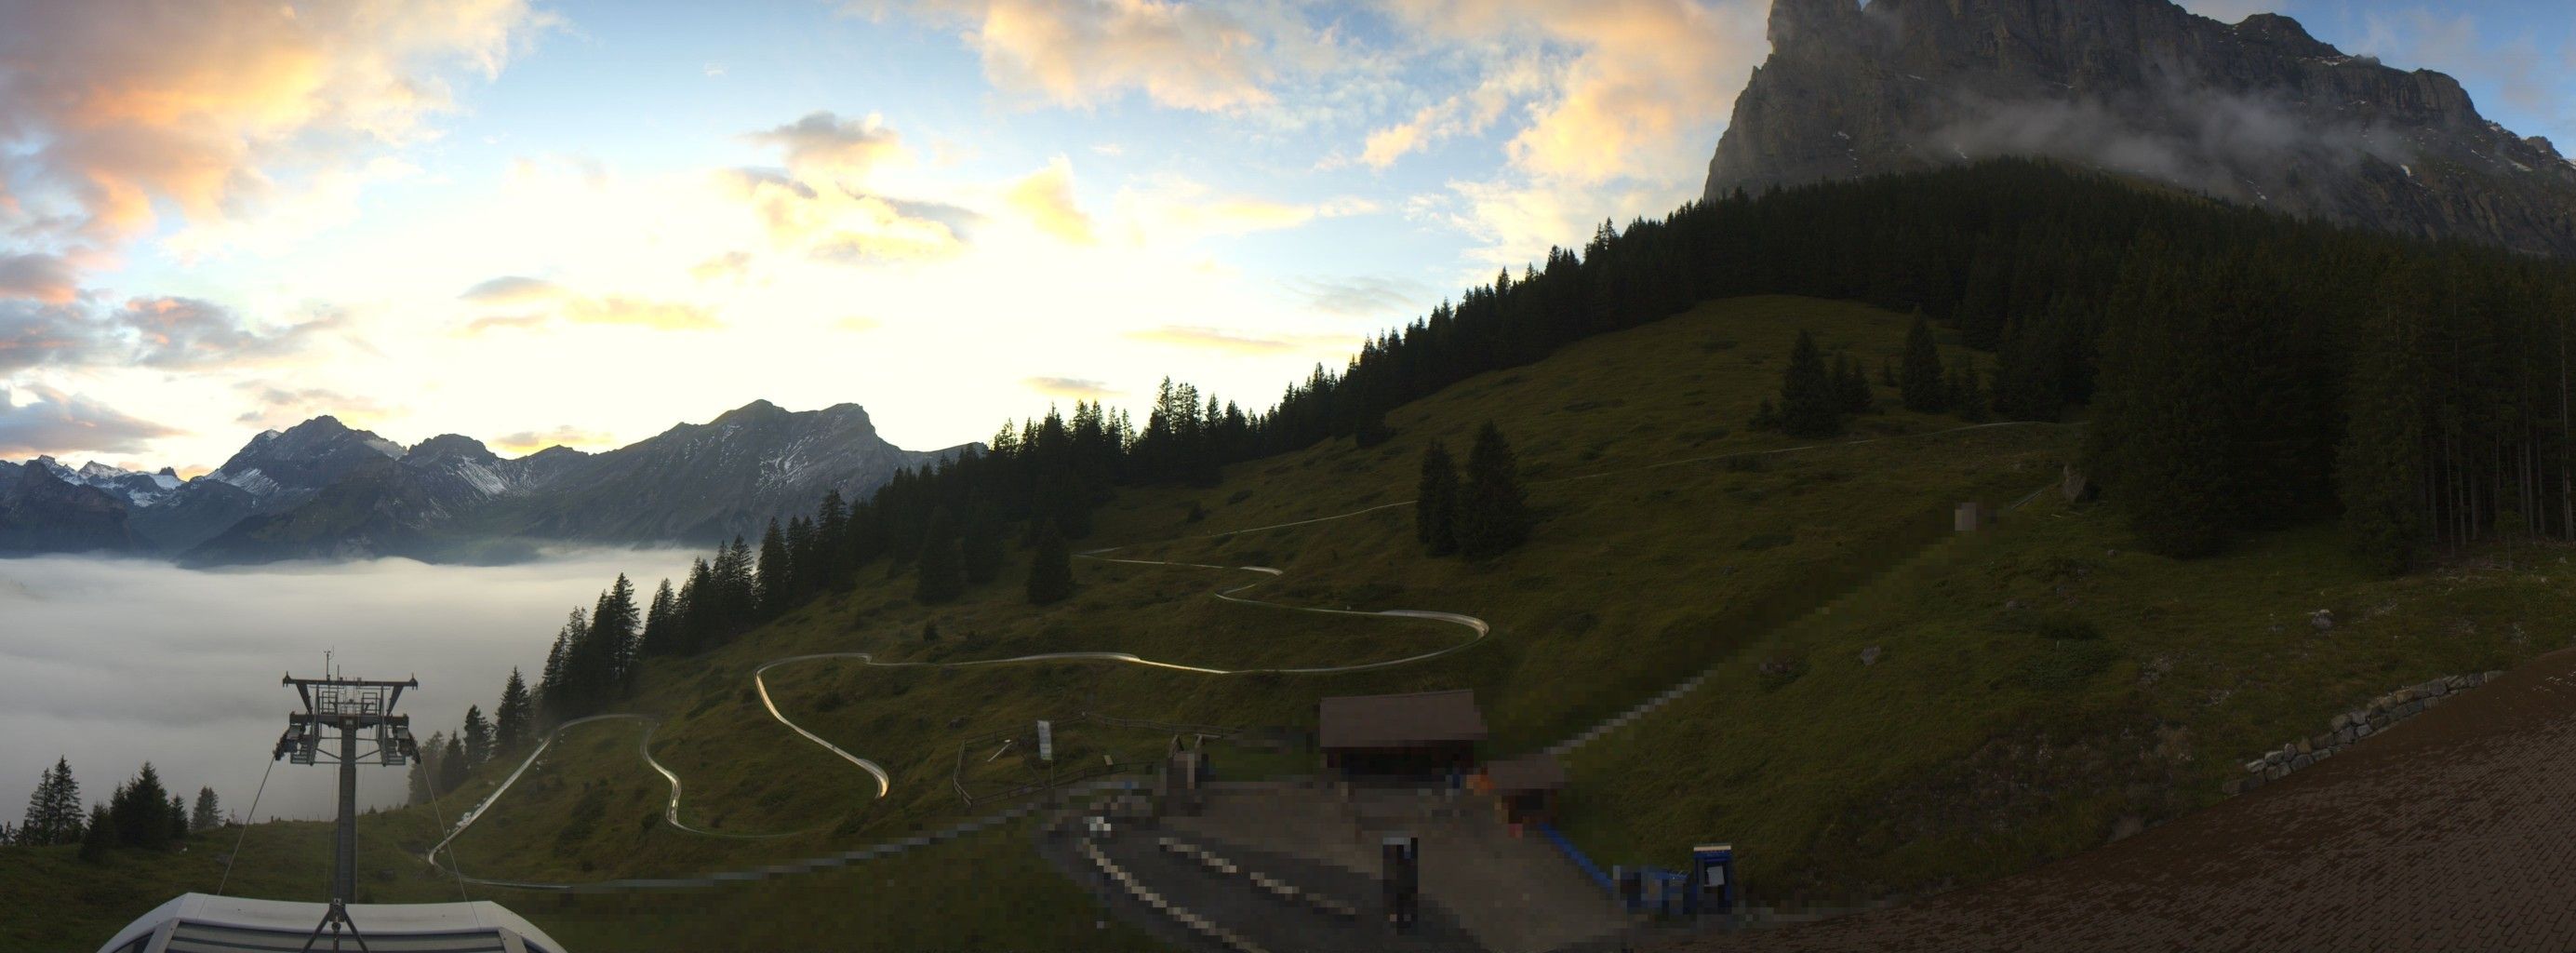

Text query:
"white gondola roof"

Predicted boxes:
[[99, 893, 566, 953]]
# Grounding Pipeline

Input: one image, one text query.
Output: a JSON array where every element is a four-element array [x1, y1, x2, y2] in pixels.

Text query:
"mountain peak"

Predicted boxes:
[[1707, 0, 2576, 257], [404, 434, 499, 465], [714, 399, 787, 424]]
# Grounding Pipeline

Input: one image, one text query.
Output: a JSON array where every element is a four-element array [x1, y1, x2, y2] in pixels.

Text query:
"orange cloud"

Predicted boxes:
[[0, 0, 545, 253], [456, 276, 717, 332], [1126, 325, 1353, 355], [895, 0, 1280, 112], [721, 167, 966, 264], [0, 254, 78, 304], [1024, 375, 1116, 399], [1006, 156, 1096, 244], [491, 425, 617, 454], [747, 112, 907, 181]]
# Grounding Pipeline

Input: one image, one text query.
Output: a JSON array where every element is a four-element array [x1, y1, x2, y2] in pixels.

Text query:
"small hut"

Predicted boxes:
[[1317, 689, 1486, 780], [1478, 754, 1568, 826]]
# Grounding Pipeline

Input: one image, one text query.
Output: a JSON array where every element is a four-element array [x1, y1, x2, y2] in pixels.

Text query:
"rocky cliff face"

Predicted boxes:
[[1707, 0, 2576, 257]]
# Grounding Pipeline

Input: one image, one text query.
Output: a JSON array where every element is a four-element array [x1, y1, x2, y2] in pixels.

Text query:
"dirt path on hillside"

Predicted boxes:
[[1679, 648, 2576, 952]]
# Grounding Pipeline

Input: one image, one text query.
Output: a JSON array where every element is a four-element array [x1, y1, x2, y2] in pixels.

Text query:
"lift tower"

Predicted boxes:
[[272, 671, 421, 949]]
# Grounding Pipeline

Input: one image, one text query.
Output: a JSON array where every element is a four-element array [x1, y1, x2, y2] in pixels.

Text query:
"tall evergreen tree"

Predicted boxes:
[[191, 786, 221, 833], [639, 578, 677, 658], [960, 503, 1006, 585], [460, 705, 492, 769], [168, 794, 187, 843], [78, 804, 111, 861], [1834, 352, 1875, 413], [1025, 520, 1074, 605], [108, 762, 173, 850], [1779, 329, 1844, 436], [1901, 312, 1948, 413], [755, 519, 793, 615], [914, 508, 966, 604], [438, 736, 468, 795], [16, 758, 81, 846], [1456, 423, 1533, 559], [493, 668, 533, 758], [1415, 440, 1462, 557]]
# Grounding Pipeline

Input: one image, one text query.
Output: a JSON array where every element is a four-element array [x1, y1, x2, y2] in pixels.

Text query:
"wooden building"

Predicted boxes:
[[1477, 754, 1568, 827], [1317, 689, 1487, 779]]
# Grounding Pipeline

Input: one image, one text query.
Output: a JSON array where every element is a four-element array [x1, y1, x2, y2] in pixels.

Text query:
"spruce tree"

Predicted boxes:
[[914, 508, 966, 604], [109, 763, 171, 850], [1901, 312, 1947, 413], [78, 804, 111, 861], [960, 503, 1005, 585], [1415, 440, 1462, 557], [755, 519, 793, 615], [460, 705, 492, 769], [494, 668, 533, 758], [1993, 316, 2064, 422], [1834, 352, 1875, 413], [17, 758, 80, 846], [1025, 521, 1074, 605], [191, 786, 220, 833], [1456, 423, 1532, 559], [639, 579, 676, 658], [438, 736, 468, 795], [168, 795, 186, 843], [1779, 329, 1844, 436]]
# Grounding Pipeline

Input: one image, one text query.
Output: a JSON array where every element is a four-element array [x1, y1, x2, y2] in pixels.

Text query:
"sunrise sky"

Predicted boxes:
[[1, 0, 2569, 472]]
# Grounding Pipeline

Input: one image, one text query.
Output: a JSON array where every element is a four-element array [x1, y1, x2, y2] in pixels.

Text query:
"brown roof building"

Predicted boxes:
[[1317, 689, 1487, 778]]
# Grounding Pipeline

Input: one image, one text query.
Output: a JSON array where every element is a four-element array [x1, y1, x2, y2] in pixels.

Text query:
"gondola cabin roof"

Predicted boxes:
[[99, 893, 565, 953]]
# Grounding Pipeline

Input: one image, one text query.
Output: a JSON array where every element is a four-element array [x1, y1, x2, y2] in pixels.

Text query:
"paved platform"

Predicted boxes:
[[1680, 648, 2576, 952]]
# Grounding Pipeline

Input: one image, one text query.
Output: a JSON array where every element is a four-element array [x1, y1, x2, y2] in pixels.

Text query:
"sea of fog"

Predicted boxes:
[[0, 549, 698, 823]]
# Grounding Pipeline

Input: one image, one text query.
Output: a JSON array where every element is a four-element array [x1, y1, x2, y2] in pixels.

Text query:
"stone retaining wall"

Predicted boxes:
[[2225, 670, 2504, 796]]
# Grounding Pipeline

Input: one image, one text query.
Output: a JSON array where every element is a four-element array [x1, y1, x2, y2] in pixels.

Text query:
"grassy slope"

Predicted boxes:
[[0, 294, 2211, 948], [1564, 492, 2576, 904]]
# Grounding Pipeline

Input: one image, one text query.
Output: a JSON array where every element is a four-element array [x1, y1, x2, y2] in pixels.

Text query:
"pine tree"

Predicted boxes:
[[1901, 312, 1948, 413], [1834, 352, 1875, 413], [494, 668, 533, 758], [191, 786, 220, 833], [639, 578, 676, 658], [1025, 520, 1074, 605], [914, 508, 966, 604], [755, 518, 793, 615], [460, 705, 492, 769], [438, 736, 468, 795], [17, 757, 81, 846], [78, 804, 111, 862], [1779, 329, 1844, 436], [1950, 360, 1991, 422], [1993, 315, 2065, 422], [109, 762, 172, 850], [168, 794, 187, 843], [960, 503, 1005, 585], [1416, 440, 1462, 557], [1456, 423, 1532, 559]]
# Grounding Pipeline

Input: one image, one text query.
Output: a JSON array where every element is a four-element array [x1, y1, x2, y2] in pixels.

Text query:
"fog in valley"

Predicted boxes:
[[0, 549, 697, 824]]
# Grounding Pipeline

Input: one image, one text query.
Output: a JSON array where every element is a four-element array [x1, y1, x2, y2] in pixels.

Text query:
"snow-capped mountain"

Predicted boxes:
[[29, 457, 184, 508], [4, 399, 977, 566]]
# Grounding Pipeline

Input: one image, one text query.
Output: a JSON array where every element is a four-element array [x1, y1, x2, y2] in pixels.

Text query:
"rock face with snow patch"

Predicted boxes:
[[462, 400, 967, 546], [2, 400, 969, 565], [0, 462, 142, 554], [1705, 0, 2576, 257]]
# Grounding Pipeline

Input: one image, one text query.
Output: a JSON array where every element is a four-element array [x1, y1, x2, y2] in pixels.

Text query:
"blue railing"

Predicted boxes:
[[1536, 823, 1616, 894]]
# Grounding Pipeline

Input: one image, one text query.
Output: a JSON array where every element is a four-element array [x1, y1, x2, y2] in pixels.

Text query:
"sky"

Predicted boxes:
[[0, 0, 2569, 473]]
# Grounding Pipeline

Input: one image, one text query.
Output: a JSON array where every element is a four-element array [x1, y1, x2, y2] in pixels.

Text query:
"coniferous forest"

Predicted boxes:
[[503, 157, 2576, 733]]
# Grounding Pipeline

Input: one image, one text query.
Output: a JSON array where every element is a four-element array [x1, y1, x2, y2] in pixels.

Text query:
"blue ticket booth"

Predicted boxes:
[[1691, 842, 1737, 915]]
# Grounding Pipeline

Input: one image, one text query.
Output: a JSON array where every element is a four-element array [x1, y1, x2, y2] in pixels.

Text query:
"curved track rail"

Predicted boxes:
[[422, 421, 2063, 889]]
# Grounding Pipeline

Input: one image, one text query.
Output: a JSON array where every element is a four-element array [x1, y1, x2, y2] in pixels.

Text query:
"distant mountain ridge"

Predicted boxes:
[[1707, 0, 2576, 257], [0, 400, 975, 565]]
